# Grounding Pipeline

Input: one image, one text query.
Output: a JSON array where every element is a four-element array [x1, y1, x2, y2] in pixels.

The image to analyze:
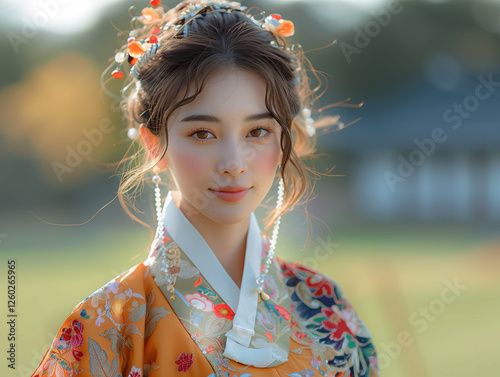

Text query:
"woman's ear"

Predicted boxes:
[[139, 124, 168, 170]]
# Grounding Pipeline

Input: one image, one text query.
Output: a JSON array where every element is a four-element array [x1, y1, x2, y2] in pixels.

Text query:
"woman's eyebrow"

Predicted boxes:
[[180, 112, 274, 123]]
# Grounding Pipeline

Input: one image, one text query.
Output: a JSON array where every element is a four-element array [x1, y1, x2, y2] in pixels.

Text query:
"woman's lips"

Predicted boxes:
[[209, 188, 250, 202]]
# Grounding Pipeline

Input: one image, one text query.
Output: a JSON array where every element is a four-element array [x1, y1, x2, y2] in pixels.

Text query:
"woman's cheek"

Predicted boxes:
[[170, 148, 210, 177], [252, 147, 280, 174]]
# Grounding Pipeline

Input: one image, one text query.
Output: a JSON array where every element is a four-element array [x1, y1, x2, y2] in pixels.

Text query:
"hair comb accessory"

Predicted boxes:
[[130, 42, 161, 79]]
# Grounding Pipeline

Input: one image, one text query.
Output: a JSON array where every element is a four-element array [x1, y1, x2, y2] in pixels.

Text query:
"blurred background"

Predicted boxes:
[[0, 0, 499, 376]]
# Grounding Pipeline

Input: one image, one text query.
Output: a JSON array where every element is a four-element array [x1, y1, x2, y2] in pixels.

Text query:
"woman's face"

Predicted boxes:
[[160, 68, 282, 225]]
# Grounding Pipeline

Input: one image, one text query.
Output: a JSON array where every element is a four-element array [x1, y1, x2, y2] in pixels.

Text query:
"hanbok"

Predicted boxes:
[[32, 191, 379, 377]]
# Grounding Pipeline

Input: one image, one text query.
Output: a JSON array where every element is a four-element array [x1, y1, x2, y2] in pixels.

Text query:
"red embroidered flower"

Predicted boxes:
[[306, 274, 333, 298], [321, 307, 354, 340], [72, 349, 84, 361], [60, 320, 84, 348], [295, 331, 307, 338], [175, 352, 194, 372], [213, 303, 235, 320]]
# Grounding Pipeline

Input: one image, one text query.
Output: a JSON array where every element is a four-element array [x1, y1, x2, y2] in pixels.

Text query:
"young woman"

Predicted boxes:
[[32, 1, 379, 376]]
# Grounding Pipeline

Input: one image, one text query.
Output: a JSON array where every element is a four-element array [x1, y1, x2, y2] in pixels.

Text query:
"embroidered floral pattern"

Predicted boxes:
[[185, 292, 214, 311], [175, 352, 194, 372], [60, 320, 84, 349], [128, 365, 142, 377], [213, 304, 235, 320], [278, 258, 379, 377], [39, 320, 85, 377], [33, 267, 171, 377]]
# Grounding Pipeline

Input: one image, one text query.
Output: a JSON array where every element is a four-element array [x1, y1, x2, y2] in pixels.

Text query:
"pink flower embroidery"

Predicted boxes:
[[175, 352, 194, 372], [128, 366, 142, 377], [341, 308, 360, 335], [59, 320, 84, 348], [185, 293, 214, 311]]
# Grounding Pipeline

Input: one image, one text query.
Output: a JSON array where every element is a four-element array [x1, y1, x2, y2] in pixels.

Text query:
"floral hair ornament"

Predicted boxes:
[[262, 13, 295, 38], [110, 0, 295, 80]]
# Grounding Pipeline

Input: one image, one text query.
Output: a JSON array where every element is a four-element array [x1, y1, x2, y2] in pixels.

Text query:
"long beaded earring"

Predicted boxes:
[[152, 166, 164, 240], [150, 165, 182, 301], [255, 177, 284, 301]]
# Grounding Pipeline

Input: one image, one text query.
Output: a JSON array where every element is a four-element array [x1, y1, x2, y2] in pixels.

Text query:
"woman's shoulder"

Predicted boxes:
[[275, 256, 346, 299], [77, 262, 151, 309], [275, 256, 380, 376], [275, 256, 374, 337], [31, 262, 171, 377]]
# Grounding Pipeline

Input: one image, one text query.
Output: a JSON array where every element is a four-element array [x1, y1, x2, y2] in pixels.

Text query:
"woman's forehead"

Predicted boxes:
[[170, 69, 269, 124]]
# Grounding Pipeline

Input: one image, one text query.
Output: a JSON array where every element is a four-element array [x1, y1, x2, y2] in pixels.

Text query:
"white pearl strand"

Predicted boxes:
[[255, 177, 284, 301], [152, 166, 164, 241]]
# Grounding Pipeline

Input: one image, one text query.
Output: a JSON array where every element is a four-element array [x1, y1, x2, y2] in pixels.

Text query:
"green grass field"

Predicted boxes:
[[2, 223, 499, 377]]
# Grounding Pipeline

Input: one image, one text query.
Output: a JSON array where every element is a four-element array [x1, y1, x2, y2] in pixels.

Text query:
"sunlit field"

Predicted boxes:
[[3, 222, 498, 377]]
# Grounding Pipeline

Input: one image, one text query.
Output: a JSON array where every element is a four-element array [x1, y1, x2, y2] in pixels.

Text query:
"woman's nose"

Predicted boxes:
[[217, 138, 248, 176]]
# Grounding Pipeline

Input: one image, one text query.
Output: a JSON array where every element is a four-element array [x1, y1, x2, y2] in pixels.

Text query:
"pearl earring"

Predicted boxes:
[[152, 166, 164, 240], [255, 177, 284, 301]]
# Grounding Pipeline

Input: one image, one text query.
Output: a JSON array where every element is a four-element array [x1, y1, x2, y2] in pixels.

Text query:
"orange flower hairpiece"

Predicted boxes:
[[262, 14, 295, 38]]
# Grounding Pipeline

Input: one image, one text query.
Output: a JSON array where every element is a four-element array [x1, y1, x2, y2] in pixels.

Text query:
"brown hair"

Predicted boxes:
[[110, 1, 344, 248]]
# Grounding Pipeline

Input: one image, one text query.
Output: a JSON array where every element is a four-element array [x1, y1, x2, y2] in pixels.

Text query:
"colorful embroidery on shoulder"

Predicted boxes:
[[37, 320, 85, 377], [277, 258, 379, 377], [79, 278, 146, 331], [35, 278, 170, 377]]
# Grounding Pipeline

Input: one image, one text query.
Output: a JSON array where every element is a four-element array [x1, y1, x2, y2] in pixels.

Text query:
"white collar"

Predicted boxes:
[[148, 190, 286, 366], [159, 190, 262, 316]]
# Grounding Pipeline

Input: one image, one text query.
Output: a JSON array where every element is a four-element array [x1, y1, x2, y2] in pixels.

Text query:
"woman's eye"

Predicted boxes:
[[192, 129, 214, 140], [249, 128, 270, 138]]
